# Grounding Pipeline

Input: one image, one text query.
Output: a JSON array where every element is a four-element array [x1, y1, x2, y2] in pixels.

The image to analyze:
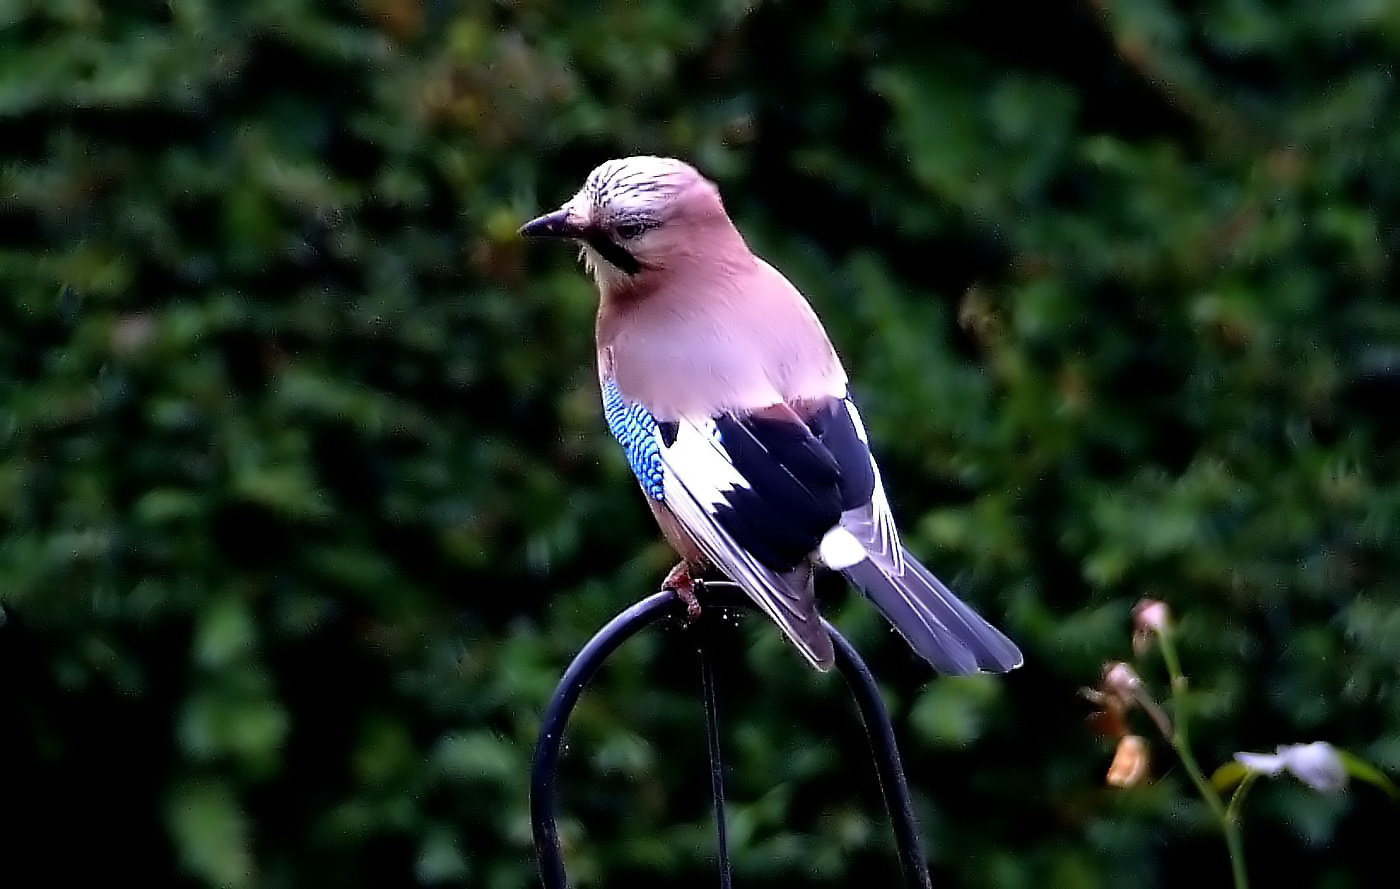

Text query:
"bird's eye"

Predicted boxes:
[[613, 222, 645, 240]]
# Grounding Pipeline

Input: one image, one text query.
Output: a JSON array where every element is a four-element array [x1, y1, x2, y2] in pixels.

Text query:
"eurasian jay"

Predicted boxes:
[[520, 156, 1022, 675]]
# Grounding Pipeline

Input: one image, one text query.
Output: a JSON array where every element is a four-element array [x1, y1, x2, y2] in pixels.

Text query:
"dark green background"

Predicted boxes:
[[3, 1, 1399, 886]]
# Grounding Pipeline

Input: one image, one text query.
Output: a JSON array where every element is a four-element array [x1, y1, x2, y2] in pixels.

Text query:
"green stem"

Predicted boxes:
[[1157, 628, 1250, 889], [1226, 774, 1259, 825], [1221, 817, 1249, 889]]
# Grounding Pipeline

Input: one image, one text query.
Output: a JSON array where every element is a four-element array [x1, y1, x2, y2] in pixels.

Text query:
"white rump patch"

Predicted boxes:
[[818, 527, 867, 570]]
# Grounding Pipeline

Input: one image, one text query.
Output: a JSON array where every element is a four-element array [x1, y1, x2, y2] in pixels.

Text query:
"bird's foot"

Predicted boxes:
[[662, 560, 703, 623]]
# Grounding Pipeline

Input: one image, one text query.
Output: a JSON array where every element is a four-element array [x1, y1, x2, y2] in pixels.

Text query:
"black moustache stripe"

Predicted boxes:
[[585, 232, 641, 275]]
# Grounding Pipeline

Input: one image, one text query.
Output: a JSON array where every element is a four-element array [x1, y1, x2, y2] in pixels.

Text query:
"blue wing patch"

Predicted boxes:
[[601, 377, 665, 502]]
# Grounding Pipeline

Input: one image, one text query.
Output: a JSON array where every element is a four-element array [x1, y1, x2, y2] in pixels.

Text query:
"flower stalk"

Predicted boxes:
[[1152, 618, 1249, 889], [1093, 597, 1394, 889]]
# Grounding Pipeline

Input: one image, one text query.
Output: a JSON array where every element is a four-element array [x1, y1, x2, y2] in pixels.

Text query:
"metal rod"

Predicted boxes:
[[698, 625, 734, 888], [529, 582, 933, 889], [830, 625, 934, 889], [530, 590, 677, 889]]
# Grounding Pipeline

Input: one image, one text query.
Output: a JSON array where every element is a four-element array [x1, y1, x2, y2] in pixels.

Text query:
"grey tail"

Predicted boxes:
[[783, 561, 837, 672], [841, 547, 1023, 674]]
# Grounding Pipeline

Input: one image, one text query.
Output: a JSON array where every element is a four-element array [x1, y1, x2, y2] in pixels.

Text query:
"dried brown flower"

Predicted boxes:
[[1107, 734, 1150, 788]]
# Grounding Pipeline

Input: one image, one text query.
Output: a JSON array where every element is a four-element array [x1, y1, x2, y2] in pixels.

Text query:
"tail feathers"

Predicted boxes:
[[775, 561, 837, 671], [842, 547, 1023, 674]]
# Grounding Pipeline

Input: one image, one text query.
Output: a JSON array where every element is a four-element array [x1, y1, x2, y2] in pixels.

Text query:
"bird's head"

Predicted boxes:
[[519, 156, 736, 291]]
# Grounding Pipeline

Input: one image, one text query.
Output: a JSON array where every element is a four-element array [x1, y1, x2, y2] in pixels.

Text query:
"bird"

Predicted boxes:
[[519, 156, 1023, 675]]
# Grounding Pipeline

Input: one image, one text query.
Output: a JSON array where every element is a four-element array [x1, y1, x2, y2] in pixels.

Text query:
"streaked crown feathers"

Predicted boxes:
[[577, 156, 703, 222]]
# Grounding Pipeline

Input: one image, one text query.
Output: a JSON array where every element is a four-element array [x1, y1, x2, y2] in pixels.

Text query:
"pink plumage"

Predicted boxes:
[[521, 156, 1022, 674]]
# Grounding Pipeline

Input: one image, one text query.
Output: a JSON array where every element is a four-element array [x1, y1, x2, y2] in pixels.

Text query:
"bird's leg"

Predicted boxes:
[[662, 560, 703, 622]]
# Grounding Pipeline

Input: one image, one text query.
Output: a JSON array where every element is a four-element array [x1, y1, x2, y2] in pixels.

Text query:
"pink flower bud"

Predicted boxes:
[[1132, 599, 1171, 653], [1134, 598, 1170, 634], [1103, 661, 1141, 698]]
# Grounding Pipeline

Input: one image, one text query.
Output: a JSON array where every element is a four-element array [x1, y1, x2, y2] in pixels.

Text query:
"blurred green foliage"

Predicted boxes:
[[3, 0, 1400, 886]]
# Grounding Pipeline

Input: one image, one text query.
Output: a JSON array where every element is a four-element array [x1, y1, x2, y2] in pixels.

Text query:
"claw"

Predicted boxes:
[[662, 560, 703, 622]]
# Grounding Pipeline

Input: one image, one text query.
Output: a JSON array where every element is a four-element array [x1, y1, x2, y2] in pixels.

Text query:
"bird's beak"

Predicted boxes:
[[518, 208, 587, 240]]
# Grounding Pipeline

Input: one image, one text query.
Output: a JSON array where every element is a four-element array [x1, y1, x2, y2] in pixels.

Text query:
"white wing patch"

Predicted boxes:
[[655, 417, 833, 666], [660, 417, 748, 510]]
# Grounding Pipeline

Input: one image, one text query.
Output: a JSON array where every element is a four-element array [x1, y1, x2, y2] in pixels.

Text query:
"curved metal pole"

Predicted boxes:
[[530, 581, 933, 889], [530, 589, 678, 889], [830, 621, 934, 889]]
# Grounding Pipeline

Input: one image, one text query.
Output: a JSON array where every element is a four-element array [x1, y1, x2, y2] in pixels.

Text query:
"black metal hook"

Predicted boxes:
[[529, 581, 933, 888]]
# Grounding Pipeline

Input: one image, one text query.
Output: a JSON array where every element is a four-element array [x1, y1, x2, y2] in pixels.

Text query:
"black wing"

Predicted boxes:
[[658, 394, 1022, 674]]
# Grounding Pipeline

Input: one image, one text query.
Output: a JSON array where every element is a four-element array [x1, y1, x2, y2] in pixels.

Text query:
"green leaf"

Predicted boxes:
[[909, 674, 1002, 749], [431, 731, 519, 784], [1336, 749, 1400, 800], [178, 691, 290, 772], [415, 826, 471, 883], [193, 595, 256, 669], [1211, 759, 1251, 792], [166, 779, 255, 889]]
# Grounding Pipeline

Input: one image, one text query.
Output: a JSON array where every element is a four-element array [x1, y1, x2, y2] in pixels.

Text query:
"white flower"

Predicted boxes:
[[1234, 741, 1347, 793]]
